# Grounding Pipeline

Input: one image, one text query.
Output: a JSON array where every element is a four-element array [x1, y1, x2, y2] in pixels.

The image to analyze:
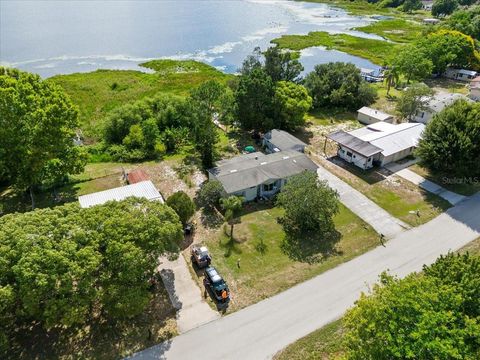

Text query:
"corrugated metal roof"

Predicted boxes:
[[327, 131, 383, 158], [78, 180, 164, 208], [209, 151, 318, 194]]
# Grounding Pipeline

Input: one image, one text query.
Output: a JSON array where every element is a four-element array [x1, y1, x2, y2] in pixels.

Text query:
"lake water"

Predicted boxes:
[[0, 0, 382, 78]]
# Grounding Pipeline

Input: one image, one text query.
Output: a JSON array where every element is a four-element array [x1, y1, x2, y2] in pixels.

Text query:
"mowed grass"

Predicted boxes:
[[314, 155, 451, 226], [271, 31, 400, 65], [355, 19, 426, 43], [274, 319, 345, 360], [195, 204, 378, 312], [410, 164, 480, 196], [48, 60, 231, 138]]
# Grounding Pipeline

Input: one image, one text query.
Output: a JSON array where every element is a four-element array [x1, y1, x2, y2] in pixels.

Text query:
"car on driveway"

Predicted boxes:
[[191, 245, 211, 268], [203, 266, 230, 307]]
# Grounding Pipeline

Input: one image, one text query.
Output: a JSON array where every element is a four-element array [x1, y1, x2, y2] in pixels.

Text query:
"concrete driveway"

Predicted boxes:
[[317, 166, 409, 238], [158, 254, 219, 334], [131, 193, 480, 360]]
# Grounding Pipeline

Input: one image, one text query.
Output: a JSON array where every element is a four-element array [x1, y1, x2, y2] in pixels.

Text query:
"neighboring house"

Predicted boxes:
[[78, 180, 164, 208], [327, 122, 425, 170], [421, 0, 433, 10], [423, 18, 440, 25], [469, 76, 480, 101], [357, 106, 394, 125], [444, 68, 478, 82], [413, 93, 469, 124], [263, 129, 307, 153], [127, 169, 150, 184], [208, 151, 318, 201]]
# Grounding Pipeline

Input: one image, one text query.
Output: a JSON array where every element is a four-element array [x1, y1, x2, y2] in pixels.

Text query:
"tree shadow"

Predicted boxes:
[[198, 207, 224, 229], [328, 157, 386, 185], [220, 237, 243, 258], [281, 228, 342, 264]]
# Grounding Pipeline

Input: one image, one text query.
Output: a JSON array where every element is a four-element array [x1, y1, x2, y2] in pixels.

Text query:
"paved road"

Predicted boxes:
[[158, 255, 219, 333], [131, 193, 480, 360], [317, 166, 409, 238]]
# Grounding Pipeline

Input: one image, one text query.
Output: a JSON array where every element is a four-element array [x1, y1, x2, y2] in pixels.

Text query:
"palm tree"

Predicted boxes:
[[220, 196, 243, 239], [384, 67, 399, 96]]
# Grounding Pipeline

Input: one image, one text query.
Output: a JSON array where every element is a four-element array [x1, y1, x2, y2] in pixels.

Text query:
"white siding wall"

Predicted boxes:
[[413, 110, 434, 124], [357, 113, 394, 125], [337, 146, 373, 169], [232, 187, 258, 202], [381, 147, 415, 165]]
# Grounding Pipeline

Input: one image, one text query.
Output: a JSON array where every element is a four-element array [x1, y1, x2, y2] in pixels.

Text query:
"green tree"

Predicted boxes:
[[235, 67, 276, 132], [264, 46, 304, 83], [344, 253, 480, 359], [0, 67, 86, 208], [396, 83, 434, 121], [432, 0, 458, 17], [274, 81, 312, 130], [304, 62, 377, 110], [402, 0, 422, 12], [383, 67, 400, 96], [166, 191, 196, 225], [276, 171, 339, 235], [0, 198, 183, 351], [196, 180, 226, 210], [416, 100, 480, 177], [220, 195, 243, 239], [418, 30, 480, 74], [444, 6, 480, 39], [392, 45, 433, 83]]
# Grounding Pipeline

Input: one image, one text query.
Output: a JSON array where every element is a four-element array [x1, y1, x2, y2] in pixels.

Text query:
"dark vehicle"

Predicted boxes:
[[191, 245, 211, 268], [203, 266, 230, 306]]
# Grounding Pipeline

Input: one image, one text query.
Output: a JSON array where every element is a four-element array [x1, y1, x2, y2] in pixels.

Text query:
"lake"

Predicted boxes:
[[0, 0, 382, 77]]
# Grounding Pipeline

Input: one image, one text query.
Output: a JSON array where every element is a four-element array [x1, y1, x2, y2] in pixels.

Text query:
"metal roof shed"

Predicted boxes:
[[78, 180, 164, 208]]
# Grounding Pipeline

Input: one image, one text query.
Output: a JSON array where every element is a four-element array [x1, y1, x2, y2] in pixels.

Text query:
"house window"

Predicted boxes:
[[346, 151, 353, 157], [263, 183, 275, 192], [353, 154, 356, 158], [421, 112, 425, 118]]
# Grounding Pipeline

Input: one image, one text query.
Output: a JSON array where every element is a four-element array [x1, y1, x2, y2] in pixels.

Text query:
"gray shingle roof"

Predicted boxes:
[[209, 151, 318, 194], [327, 130, 383, 158], [264, 129, 306, 152]]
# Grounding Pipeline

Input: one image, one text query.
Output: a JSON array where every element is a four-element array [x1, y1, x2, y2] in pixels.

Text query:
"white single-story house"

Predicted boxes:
[[208, 151, 318, 201], [413, 92, 470, 124], [327, 122, 425, 170], [357, 106, 394, 125], [263, 129, 307, 153], [421, 0, 433, 10], [469, 76, 480, 101], [444, 68, 478, 82], [423, 18, 440, 25], [78, 180, 164, 208]]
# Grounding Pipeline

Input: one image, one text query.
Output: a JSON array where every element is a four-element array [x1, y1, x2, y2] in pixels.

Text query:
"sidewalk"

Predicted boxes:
[[158, 254, 219, 333], [390, 168, 466, 206], [317, 166, 409, 239]]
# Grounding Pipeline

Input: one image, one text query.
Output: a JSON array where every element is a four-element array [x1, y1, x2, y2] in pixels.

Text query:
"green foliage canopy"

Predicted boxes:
[[274, 81, 312, 130], [392, 45, 433, 83], [0, 68, 86, 196], [166, 191, 196, 225], [277, 171, 339, 235], [396, 82, 434, 121], [416, 99, 480, 177], [0, 198, 182, 352], [196, 180, 226, 210], [303, 62, 377, 110], [344, 253, 480, 359]]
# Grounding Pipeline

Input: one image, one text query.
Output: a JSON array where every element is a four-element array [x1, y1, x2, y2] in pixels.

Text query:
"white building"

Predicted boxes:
[[444, 68, 478, 82], [327, 122, 425, 170], [208, 151, 318, 201], [469, 76, 480, 101], [78, 180, 164, 208], [413, 93, 470, 124], [357, 106, 394, 125]]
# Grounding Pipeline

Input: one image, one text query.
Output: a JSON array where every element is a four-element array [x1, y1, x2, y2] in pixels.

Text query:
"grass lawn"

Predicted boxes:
[[191, 204, 378, 312], [49, 60, 231, 139], [271, 31, 399, 65], [355, 19, 426, 43], [410, 164, 480, 196], [312, 155, 451, 226], [274, 319, 345, 360], [9, 282, 177, 360]]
